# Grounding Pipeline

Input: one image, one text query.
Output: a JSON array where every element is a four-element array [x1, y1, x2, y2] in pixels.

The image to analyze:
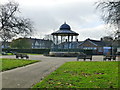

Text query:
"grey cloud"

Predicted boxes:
[[18, 1, 106, 40]]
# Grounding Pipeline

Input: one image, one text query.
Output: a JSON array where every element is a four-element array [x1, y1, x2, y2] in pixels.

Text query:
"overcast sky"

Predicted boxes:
[[1, 0, 112, 41]]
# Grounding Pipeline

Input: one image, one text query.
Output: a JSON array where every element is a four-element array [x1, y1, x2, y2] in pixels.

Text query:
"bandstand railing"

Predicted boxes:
[[50, 48, 83, 52]]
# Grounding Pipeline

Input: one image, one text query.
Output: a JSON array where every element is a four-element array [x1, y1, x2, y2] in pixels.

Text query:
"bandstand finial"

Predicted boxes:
[[64, 21, 66, 24]]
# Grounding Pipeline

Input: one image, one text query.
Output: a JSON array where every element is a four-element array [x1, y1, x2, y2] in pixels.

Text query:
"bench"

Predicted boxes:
[[103, 55, 116, 61], [16, 53, 29, 59], [77, 53, 92, 61]]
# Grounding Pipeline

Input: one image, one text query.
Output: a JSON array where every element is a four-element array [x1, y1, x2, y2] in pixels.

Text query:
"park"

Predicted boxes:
[[0, 0, 120, 89]]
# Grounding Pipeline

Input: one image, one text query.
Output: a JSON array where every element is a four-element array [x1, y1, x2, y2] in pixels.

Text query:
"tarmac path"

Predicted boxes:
[[1, 55, 119, 88]]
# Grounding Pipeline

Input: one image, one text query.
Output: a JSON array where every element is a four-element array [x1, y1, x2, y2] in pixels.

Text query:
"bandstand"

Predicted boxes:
[[49, 22, 81, 56]]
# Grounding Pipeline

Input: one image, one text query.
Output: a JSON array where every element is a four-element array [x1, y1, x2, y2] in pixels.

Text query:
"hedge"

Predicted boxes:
[[83, 50, 93, 55], [2, 49, 95, 55], [2, 48, 50, 54]]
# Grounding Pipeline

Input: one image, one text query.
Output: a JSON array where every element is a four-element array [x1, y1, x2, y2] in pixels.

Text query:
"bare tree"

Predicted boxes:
[[43, 34, 53, 40], [0, 1, 34, 48], [96, 0, 120, 39], [96, 0, 120, 49]]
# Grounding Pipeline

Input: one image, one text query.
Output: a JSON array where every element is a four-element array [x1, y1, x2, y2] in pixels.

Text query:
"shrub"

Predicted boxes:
[[2, 48, 50, 54]]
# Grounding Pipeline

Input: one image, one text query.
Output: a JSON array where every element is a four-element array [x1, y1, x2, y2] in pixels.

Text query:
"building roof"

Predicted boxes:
[[88, 39, 106, 46], [51, 22, 79, 36], [79, 38, 107, 47]]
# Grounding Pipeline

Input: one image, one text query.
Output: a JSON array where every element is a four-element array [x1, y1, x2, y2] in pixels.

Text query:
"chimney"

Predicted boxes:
[[101, 38, 103, 41]]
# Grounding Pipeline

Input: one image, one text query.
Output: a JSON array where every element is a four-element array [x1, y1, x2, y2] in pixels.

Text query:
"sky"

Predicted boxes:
[[1, 0, 112, 41]]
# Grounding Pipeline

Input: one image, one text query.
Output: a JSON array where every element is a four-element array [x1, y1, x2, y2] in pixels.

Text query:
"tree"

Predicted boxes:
[[96, 0, 120, 39], [10, 38, 32, 49], [96, 0, 120, 48], [0, 1, 34, 48], [43, 34, 53, 40]]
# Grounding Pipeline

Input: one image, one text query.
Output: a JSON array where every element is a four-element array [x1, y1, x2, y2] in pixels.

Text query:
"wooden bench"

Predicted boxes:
[[103, 55, 116, 61], [16, 53, 29, 59], [77, 53, 92, 61]]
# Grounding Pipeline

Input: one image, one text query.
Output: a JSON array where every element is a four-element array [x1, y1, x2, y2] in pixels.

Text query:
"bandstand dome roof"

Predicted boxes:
[[60, 22, 71, 30], [51, 22, 79, 36]]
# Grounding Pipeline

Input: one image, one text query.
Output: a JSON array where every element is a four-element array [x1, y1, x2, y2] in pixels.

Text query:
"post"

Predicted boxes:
[[61, 36, 62, 49], [56, 35, 58, 49], [68, 35, 69, 49], [52, 35, 55, 50], [71, 36, 73, 49]]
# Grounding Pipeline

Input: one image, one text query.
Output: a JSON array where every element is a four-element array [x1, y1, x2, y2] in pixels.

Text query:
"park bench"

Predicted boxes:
[[16, 53, 29, 59], [77, 52, 92, 61], [103, 55, 116, 61]]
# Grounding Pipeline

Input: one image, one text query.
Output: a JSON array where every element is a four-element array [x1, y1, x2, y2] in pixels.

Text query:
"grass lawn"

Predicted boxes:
[[6, 53, 13, 55], [33, 61, 119, 88], [1, 58, 40, 71]]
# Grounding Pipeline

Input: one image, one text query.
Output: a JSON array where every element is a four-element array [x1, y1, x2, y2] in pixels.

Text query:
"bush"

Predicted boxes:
[[2, 49, 50, 54], [2, 49, 95, 55], [83, 50, 93, 55]]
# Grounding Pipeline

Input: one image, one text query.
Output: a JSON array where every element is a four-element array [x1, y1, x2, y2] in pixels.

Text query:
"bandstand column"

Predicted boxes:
[[61, 36, 63, 49], [53, 35, 55, 49], [71, 35, 73, 42], [68, 35, 70, 49], [71, 35, 73, 48], [56, 35, 58, 48]]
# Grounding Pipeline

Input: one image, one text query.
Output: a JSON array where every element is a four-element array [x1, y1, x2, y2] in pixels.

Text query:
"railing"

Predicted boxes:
[[50, 48, 83, 52]]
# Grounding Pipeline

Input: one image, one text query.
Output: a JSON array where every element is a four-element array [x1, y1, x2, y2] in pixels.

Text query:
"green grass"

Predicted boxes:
[[7, 53, 13, 55], [33, 61, 119, 88], [1, 58, 40, 71]]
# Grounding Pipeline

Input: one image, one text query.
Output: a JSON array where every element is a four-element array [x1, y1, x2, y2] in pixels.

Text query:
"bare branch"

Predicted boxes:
[[0, 1, 34, 48], [95, 0, 120, 40]]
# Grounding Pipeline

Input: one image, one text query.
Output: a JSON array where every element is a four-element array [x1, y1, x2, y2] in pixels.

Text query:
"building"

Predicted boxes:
[[30, 38, 53, 49], [78, 38, 112, 55]]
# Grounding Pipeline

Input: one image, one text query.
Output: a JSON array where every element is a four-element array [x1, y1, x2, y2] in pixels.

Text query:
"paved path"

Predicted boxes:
[[1, 55, 119, 88]]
